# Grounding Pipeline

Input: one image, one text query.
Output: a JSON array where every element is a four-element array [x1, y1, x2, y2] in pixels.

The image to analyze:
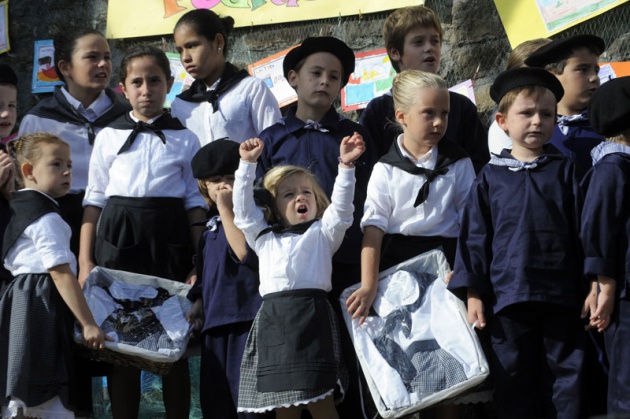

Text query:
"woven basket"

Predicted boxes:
[[76, 267, 193, 376]]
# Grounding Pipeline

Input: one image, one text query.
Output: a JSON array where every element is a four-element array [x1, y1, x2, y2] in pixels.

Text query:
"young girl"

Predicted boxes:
[[171, 9, 280, 145], [347, 70, 474, 324], [18, 27, 131, 260], [186, 139, 268, 419], [581, 76, 630, 413], [0, 133, 109, 419], [234, 134, 364, 419], [79, 45, 206, 419]]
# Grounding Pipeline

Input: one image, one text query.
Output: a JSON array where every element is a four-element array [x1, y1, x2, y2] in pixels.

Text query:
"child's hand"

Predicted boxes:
[[467, 289, 486, 329], [346, 285, 377, 325], [0, 152, 15, 200], [186, 299, 204, 334], [215, 185, 234, 213], [589, 276, 616, 333], [240, 138, 264, 163], [83, 324, 113, 350], [581, 279, 598, 328], [339, 132, 365, 168]]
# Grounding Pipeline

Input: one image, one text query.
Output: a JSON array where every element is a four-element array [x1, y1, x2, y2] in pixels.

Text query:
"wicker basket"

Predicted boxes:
[[76, 267, 193, 376]]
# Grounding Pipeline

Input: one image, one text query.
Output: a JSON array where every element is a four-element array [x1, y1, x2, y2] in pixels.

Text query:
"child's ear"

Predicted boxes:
[[495, 112, 508, 133], [287, 69, 299, 89], [56, 60, 71, 80], [166, 76, 175, 94], [21, 162, 34, 180], [119, 82, 128, 99], [388, 47, 402, 63], [395, 109, 406, 127], [214, 33, 225, 53]]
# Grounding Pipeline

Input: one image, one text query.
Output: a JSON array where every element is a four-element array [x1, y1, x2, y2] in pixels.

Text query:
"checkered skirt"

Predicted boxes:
[[0, 273, 73, 409], [237, 297, 348, 412]]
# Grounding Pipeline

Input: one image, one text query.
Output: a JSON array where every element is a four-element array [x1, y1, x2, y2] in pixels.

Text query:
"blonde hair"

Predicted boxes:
[[262, 165, 330, 222], [8, 132, 69, 188], [506, 38, 552, 70], [383, 6, 443, 73], [606, 129, 630, 145], [392, 70, 448, 115], [497, 85, 554, 115]]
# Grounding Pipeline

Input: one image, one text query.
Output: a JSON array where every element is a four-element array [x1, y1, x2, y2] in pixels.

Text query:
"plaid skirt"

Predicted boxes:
[[237, 291, 348, 412]]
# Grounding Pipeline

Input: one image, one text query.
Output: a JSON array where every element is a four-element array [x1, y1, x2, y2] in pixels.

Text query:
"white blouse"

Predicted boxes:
[[233, 161, 355, 296]]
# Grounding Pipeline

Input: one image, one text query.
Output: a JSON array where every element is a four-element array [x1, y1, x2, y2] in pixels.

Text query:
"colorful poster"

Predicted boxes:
[[106, 0, 418, 39], [493, 0, 628, 48], [248, 45, 297, 108], [341, 49, 395, 112], [0, 1, 8, 54], [31, 40, 63, 94], [165, 52, 195, 108], [599, 61, 630, 84]]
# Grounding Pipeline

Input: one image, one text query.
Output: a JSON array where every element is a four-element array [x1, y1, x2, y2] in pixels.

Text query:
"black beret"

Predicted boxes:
[[0, 64, 17, 87], [283, 36, 355, 87], [589, 77, 630, 137], [524, 34, 605, 68], [191, 138, 240, 179], [490, 67, 564, 104]]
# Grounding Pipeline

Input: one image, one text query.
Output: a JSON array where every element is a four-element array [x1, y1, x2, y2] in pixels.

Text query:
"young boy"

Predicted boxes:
[[186, 139, 268, 419], [580, 76, 630, 414], [448, 67, 587, 418], [525, 34, 605, 177], [256, 36, 373, 417], [359, 5, 489, 173]]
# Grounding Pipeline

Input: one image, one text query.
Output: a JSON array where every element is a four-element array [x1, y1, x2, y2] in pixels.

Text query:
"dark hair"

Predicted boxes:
[[53, 27, 105, 83], [174, 9, 235, 56], [119, 45, 172, 84]]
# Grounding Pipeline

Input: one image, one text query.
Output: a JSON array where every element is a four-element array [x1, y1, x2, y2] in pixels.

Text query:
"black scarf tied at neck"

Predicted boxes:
[[380, 138, 469, 207], [256, 219, 318, 240], [109, 112, 186, 155], [176, 62, 249, 113]]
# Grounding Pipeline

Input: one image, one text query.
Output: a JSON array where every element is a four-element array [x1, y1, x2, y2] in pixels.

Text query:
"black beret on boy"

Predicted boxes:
[[283, 36, 355, 87], [490, 67, 564, 105], [524, 34, 605, 68], [0, 64, 17, 87], [589, 77, 630, 137], [191, 138, 240, 179]]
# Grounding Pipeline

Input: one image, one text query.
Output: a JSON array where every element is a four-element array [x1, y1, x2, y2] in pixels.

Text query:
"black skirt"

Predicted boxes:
[[94, 196, 193, 282], [0, 273, 74, 409]]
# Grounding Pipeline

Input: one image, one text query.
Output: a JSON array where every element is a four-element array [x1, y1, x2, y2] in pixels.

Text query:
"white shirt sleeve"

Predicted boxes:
[[248, 78, 281, 136], [83, 128, 110, 208], [25, 213, 75, 270], [361, 163, 392, 233], [321, 167, 356, 252], [233, 160, 269, 249]]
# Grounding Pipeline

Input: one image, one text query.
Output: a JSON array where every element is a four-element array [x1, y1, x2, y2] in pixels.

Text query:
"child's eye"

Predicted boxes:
[[8, 103, 16, 109], [67, 164, 73, 170]]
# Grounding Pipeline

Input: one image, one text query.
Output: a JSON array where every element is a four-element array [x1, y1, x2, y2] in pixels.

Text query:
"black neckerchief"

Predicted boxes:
[[108, 112, 186, 155], [380, 138, 468, 207], [176, 62, 249, 113], [26, 86, 131, 145], [256, 219, 318, 240], [2, 190, 60, 260]]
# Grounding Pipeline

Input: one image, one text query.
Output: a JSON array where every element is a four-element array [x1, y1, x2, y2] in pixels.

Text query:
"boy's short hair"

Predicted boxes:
[[589, 76, 630, 138], [491, 67, 564, 114], [383, 6, 443, 73], [524, 34, 604, 74], [283, 37, 355, 87], [0, 64, 17, 87], [506, 38, 551, 70]]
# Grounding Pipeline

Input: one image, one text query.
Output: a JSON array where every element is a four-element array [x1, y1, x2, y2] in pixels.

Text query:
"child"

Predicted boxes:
[[525, 34, 605, 177], [234, 135, 364, 419], [186, 139, 267, 419], [347, 69, 474, 323], [580, 76, 630, 413], [19, 28, 131, 259], [255, 36, 373, 415], [171, 9, 281, 145], [79, 45, 206, 419], [0, 64, 17, 287], [359, 5, 488, 172], [0, 133, 109, 419], [448, 67, 587, 418], [488, 38, 551, 155]]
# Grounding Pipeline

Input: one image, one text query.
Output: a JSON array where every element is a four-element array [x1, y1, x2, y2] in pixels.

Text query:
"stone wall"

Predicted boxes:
[[2, 0, 630, 128]]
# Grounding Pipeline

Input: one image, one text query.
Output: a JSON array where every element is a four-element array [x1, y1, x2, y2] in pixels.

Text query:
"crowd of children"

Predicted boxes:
[[0, 3, 629, 419]]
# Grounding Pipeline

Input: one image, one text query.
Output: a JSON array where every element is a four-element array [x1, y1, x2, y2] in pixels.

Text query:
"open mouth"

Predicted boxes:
[[297, 204, 308, 214]]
